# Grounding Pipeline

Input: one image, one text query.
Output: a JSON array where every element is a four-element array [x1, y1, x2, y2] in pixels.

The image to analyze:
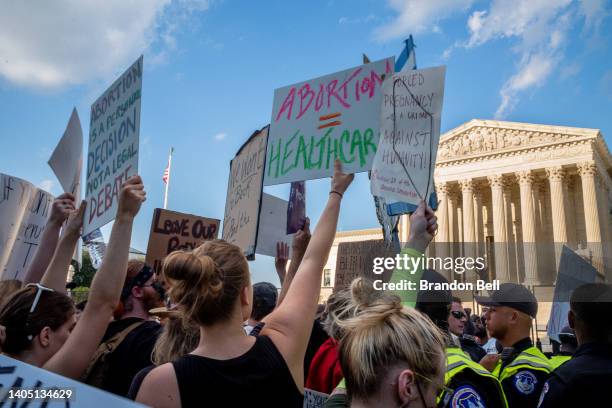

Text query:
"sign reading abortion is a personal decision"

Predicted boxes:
[[264, 57, 394, 185], [84, 56, 143, 235]]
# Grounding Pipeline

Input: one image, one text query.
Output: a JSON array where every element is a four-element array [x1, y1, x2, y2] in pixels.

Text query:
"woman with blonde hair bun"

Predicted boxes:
[[337, 281, 447, 408], [137, 160, 354, 408]]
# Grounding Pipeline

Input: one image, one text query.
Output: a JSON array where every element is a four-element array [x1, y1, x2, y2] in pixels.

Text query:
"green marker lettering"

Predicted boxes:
[[326, 129, 339, 169], [339, 129, 354, 163], [295, 133, 309, 169], [268, 139, 281, 178], [281, 130, 298, 175], [363, 128, 377, 156], [351, 129, 365, 167]]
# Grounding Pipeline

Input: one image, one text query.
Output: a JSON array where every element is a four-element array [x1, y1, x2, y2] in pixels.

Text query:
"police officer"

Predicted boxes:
[[476, 283, 551, 408], [415, 270, 508, 408], [548, 326, 576, 369], [537, 283, 612, 408]]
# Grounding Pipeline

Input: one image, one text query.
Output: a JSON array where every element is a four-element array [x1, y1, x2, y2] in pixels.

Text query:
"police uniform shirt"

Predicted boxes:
[[444, 368, 505, 408], [497, 338, 550, 408], [537, 342, 612, 408]]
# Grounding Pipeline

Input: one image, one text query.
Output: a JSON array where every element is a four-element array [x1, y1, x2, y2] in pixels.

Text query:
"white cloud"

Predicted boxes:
[[0, 0, 210, 89], [579, 0, 610, 32], [214, 132, 227, 141], [38, 179, 56, 193], [374, 0, 475, 41]]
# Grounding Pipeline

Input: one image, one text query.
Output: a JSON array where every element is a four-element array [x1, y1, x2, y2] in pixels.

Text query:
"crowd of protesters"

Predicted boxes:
[[1, 161, 611, 408]]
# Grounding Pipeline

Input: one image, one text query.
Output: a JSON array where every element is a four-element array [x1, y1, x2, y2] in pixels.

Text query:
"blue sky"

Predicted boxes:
[[1, 0, 611, 285]]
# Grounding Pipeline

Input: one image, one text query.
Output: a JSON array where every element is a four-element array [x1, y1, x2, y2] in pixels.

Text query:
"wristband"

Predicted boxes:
[[330, 190, 343, 198]]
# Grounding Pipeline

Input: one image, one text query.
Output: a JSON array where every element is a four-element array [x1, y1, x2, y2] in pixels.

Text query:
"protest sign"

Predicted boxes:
[[256, 193, 293, 258], [287, 181, 305, 234], [303, 388, 329, 408], [334, 239, 398, 289], [264, 57, 394, 185], [84, 56, 143, 235], [145, 208, 220, 272], [0, 354, 144, 407], [370, 66, 446, 204], [0, 174, 54, 280], [82, 229, 106, 270], [547, 245, 598, 342], [222, 126, 268, 258], [48, 108, 83, 196]]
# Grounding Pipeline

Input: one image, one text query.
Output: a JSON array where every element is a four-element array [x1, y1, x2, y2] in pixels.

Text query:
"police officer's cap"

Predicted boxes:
[[475, 283, 538, 318]]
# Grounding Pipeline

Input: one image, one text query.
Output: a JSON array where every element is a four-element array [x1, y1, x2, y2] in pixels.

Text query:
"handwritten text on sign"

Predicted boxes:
[[370, 66, 446, 204], [0, 174, 54, 280], [84, 56, 143, 235], [264, 58, 394, 185], [145, 208, 220, 272], [222, 127, 268, 258]]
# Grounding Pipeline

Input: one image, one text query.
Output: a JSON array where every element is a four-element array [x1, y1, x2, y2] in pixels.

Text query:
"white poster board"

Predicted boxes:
[[222, 127, 268, 258], [0, 354, 145, 407], [264, 57, 394, 185], [84, 56, 143, 235], [48, 108, 83, 196], [0, 174, 54, 280], [370, 66, 446, 204], [256, 193, 293, 258]]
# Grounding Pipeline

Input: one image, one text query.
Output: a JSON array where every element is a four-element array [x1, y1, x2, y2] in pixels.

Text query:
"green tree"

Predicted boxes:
[[71, 249, 96, 288]]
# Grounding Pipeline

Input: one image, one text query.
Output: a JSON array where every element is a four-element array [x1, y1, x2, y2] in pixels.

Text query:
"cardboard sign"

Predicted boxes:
[[334, 240, 397, 290], [256, 193, 293, 258], [303, 388, 329, 408], [84, 56, 143, 235], [264, 58, 394, 185], [145, 208, 220, 272], [48, 108, 83, 197], [370, 66, 446, 204], [0, 174, 54, 280], [222, 127, 268, 258], [0, 354, 144, 407]]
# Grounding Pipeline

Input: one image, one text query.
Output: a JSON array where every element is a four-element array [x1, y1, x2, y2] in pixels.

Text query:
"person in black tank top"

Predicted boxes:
[[136, 160, 355, 408], [173, 335, 302, 407]]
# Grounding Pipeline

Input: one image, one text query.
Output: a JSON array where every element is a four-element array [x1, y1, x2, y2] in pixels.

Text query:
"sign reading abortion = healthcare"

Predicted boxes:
[[84, 56, 143, 235], [264, 57, 394, 185], [146, 208, 220, 273]]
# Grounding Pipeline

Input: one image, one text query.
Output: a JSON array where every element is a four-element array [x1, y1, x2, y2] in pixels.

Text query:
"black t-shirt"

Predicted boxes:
[[100, 317, 162, 397], [172, 335, 303, 407], [537, 342, 612, 408]]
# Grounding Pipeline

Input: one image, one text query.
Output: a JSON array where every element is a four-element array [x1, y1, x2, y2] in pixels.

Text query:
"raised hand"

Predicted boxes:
[[408, 200, 438, 252], [49, 193, 76, 226], [275, 242, 289, 283], [62, 201, 87, 238], [291, 217, 311, 256], [117, 175, 146, 220], [331, 159, 354, 197]]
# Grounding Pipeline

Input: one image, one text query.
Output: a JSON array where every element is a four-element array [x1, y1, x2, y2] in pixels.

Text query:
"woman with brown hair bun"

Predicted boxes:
[[136, 160, 354, 408]]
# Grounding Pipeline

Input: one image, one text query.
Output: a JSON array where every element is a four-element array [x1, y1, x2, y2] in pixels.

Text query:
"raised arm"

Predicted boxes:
[[44, 176, 146, 379], [276, 218, 310, 306], [40, 201, 86, 292], [262, 160, 353, 389], [23, 193, 75, 285]]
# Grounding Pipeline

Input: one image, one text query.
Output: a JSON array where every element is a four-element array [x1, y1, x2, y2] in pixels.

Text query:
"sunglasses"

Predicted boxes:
[[451, 310, 467, 319], [25, 283, 55, 341]]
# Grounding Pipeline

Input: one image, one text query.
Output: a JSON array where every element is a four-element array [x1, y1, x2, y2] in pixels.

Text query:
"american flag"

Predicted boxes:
[[162, 154, 172, 184]]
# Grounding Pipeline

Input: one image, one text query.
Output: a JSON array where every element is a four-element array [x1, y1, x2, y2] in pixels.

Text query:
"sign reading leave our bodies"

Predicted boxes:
[[0, 354, 144, 407], [264, 57, 394, 185], [84, 56, 143, 235], [146, 208, 220, 272], [370, 66, 446, 204], [0, 174, 54, 280], [222, 127, 268, 258]]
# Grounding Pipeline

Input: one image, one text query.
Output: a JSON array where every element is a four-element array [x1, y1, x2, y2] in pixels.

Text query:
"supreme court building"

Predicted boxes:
[[320, 119, 612, 302]]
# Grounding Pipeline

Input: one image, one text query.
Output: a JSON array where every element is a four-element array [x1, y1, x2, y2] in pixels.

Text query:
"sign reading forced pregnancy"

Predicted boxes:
[[370, 66, 446, 205], [264, 57, 394, 185], [84, 56, 143, 235]]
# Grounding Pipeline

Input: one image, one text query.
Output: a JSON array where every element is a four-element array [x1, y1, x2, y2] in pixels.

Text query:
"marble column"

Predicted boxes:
[[518, 170, 539, 285], [436, 182, 450, 243], [474, 186, 485, 250], [564, 176, 577, 247], [546, 166, 569, 244], [577, 161, 605, 275], [461, 179, 476, 244], [488, 175, 510, 282]]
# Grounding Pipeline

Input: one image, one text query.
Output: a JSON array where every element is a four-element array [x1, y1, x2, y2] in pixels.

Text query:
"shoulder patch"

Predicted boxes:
[[451, 385, 486, 408], [514, 370, 538, 395], [537, 381, 549, 407]]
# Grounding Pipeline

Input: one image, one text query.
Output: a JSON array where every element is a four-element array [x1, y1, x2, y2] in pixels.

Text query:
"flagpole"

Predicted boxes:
[[163, 147, 174, 209]]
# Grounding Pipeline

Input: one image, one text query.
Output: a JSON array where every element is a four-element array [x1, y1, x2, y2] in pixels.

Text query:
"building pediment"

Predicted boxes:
[[437, 119, 601, 163]]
